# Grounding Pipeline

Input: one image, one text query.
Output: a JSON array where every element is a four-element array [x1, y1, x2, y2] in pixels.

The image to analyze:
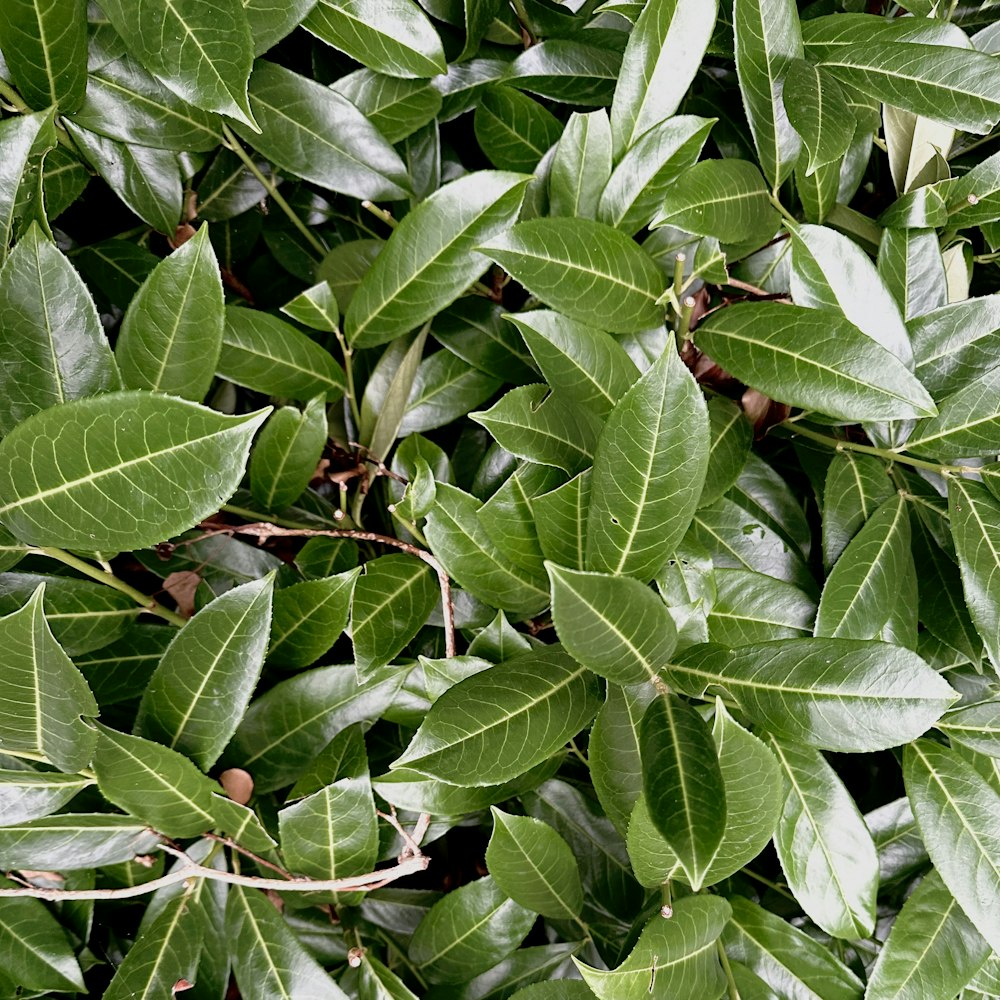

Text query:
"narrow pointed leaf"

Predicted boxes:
[[0, 110, 57, 262], [909, 368, 1000, 457], [708, 569, 815, 645], [549, 110, 613, 220], [347, 171, 529, 348], [911, 296, 1000, 398], [0, 391, 269, 551], [783, 62, 854, 175], [392, 646, 601, 786], [878, 227, 948, 322], [475, 86, 562, 174], [586, 345, 710, 581], [532, 470, 591, 572], [0, 815, 161, 869], [0, 770, 92, 825], [822, 452, 894, 570]]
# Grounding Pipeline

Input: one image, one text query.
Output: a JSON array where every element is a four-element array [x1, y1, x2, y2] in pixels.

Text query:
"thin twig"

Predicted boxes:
[[202, 832, 292, 879]]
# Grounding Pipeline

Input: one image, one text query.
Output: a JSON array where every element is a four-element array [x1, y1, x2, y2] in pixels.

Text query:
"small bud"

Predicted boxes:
[[660, 904, 673, 919], [334, 508, 346, 521], [968, 193, 980, 206], [387, 503, 396, 513], [347, 947, 364, 968]]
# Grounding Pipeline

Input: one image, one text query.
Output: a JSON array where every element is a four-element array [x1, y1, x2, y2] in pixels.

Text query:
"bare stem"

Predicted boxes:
[[335, 328, 363, 431], [221, 124, 327, 258], [31, 547, 187, 626], [0, 78, 29, 112], [717, 939, 742, 1000], [361, 200, 398, 229]]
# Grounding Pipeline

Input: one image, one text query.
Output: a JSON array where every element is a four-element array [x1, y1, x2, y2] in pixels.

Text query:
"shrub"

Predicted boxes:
[[0, 0, 1000, 997]]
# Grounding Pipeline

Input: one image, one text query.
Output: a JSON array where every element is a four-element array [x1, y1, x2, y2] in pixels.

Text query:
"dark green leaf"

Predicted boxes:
[[549, 110, 612, 221], [475, 87, 562, 174], [783, 62, 854, 175], [708, 569, 815, 645], [0, 109, 57, 261], [822, 452, 894, 570], [250, 398, 328, 512], [268, 570, 359, 670]]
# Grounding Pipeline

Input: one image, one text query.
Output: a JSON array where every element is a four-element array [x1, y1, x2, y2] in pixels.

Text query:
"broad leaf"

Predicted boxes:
[[0, 110, 57, 262], [911, 296, 1000, 398], [0, 815, 161, 869], [0, 770, 92, 826], [909, 368, 1000, 457], [708, 569, 815, 645], [392, 646, 601, 786], [0, 391, 268, 551], [549, 110, 613, 221], [585, 344, 709, 581], [669, 638, 956, 752], [695, 303, 937, 421], [135, 575, 273, 770], [878, 227, 948, 321], [249, 397, 328, 512], [268, 570, 359, 670], [475, 87, 562, 174], [347, 171, 529, 348], [784, 61, 854, 175], [822, 452, 894, 570]]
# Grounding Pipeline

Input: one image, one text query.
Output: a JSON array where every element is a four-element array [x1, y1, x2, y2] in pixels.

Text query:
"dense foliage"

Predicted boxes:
[[4, 0, 1000, 997]]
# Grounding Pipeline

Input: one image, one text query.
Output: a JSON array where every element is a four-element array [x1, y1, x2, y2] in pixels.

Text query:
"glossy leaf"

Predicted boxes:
[[784, 61, 854, 175], [475, 87, 562, 174], [708, 569, 815, 645], [549, 110, 613, 221], [0, 770, 91, 826], [268, 570, 359, 670], [0, 109, 57, 262], [822, 452, 894, 571], [250, 398, 328, 512]]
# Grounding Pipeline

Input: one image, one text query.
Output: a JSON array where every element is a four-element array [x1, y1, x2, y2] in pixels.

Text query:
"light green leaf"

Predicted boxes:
[[0, 814, 162, 870], [609, 0, 718, 157], [221, 306, 345, 401], [669, 638, 957, 752], [532, 470, 591, 572], [409, 876, 536, 985], [547, 563, 676, 685], [347, 171, 530, 348], [949, 478, 1000, 671], [478, 218, 666, 334], [249, 398, 327, 512], [586, 344, 709, 582], [695, 303, 937, 421], [505, 311, 639, 419], [0, 586, 96, 772], [281, 281, 340, 333], [303, 0, 446, 79], [0, 391, 268, 551], [360, 953, 420, 1000], [653, 158, 780, 246], [904, 739, 1000, 954], [878, 228, 947, 323], [232, 60, 410, 201], [425, 482, 549, 616], [98, 0, 256, 127], [549, 110, 613, 220], [268, 570, 359, 670], [0, 770, 91, 826], [116, 226, 223, 400], [909, 368, 1000, 456], [351, 554, 438, 673], [734, 0, 803, 188], [135, 576, 273, 770], [0, 109, 57, 262], [486, 809, 583, 920], [783, 61, 854, 175], [0, 223, 120, 436], [640, 694, 726, 889], [475, 87, 563, 174], [822, 452, 894, 570], [770, 736, 877, 939], [227, 885, 349, 1000], [939, 701, 1000, 758], [392, 646, 601, 786], [947, 147, 1000, 228], [576, 895, 730, 1000], [866, 868, 990, 1000], [815, 494, 911, 640], [911, 296, 1000, 398], [0, 0, 87, 111], [708, 569, 815, 645]]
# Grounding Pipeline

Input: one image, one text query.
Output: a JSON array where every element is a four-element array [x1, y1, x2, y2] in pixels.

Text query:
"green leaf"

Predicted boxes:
[[598, 116, 716, 236], [734, 0, 803, 188], [104, 893, 202, 1000], [0, 109, 57, 262], [0, 391, 267, 551], [279, 774, 378, 881], [947, 147, 1000, 228], [722, 896, 864, 1000], [549, 110, 613, 221], [904, 739, 1000, 954], [708, 569, 815, 645], [0, 770, 91, 825], [410, 876, 536, 985], [547, 563, 676, 685], [351, 554, 438, 673], [361, 328, 429, 461], [783, 61, 854, 175], [268, 570, 359, 670], [866, 868, 990, 1000], [939, 700, 1000, 758], [475, 87, 563, 174], [0, 0, 87, 112], [609, 0, 718, 157], [360, 953, 420, 1000], [0, 814, 161, 869], [486, 809, 584, 920], [221, 306, 346, 400], [0, 223, 120, 435], [281, 281, 340, 333], [116, 226, 223, 400], [695, 303, 937, 421], [911, 296, 1000, 398], [226, 664, 402, 792], [392, 645, 601, 786], [803, 16, 1000, 135], [70, 52, 223, 151], [232, 61, 410, 201], [700, 396, 752, 508], [769, 736, 877, 939], [97, 0, 256, 127], [640, 694, 726, 889], [532, 470, 590, 572], [425, 482, 550, 615], [478, 218, 666, 334], [433, 298, 537, 384], [93, 724, 217, 837], [878, 228, 948, 322], [0, 586, 96, 773], [669, 638, 957, 752], [653, 158, 780, 246], [227, 885, 349, 1000], [249, 398, 327, 512], [509, 36, 625, 106], [909, 367, 1000, 455], [347, 171, 529, 348], [506, 311, 639, 419], [576, 895, 730, 1000], [586, 344, 709, 582], [0, 882, 86, 993], [135, 576, 273, 769], [303, 0, 446, 79], [949, 478, 1000, 671], [471, 385, 602, 474], [822, 452, 894, 570], [814, 494, 911, 640]]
